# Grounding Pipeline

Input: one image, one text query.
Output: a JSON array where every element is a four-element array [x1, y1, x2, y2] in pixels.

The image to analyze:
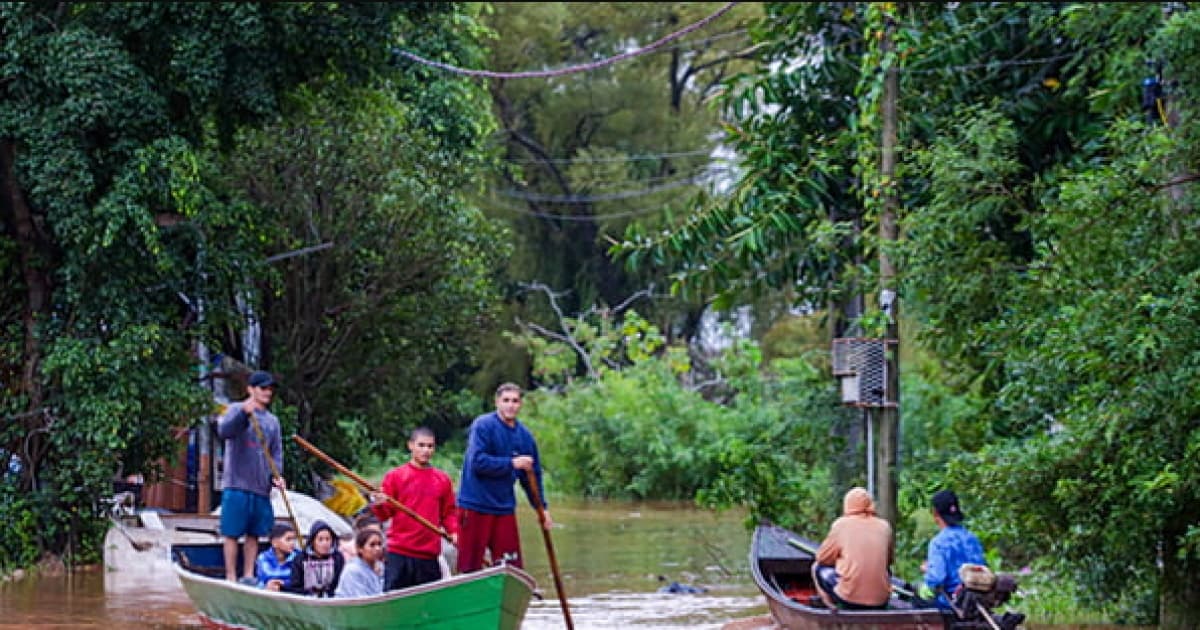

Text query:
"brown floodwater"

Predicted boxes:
[[2, 499, 765, 628], [0, 498, 1139, 629]]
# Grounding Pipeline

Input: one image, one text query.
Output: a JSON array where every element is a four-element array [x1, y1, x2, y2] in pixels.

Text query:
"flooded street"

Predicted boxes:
[[0, 498, 1137, 629], [2, 498, 767, 628]]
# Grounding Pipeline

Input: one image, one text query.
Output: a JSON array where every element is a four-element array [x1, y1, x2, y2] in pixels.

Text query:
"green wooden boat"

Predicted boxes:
[[172, 542, 537, 629]]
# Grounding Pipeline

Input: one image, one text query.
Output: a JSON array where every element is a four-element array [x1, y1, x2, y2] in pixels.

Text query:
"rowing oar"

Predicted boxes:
[[247, 410, 303, 547], [291, 434, 454, 545], [523, 470, 573, 630]]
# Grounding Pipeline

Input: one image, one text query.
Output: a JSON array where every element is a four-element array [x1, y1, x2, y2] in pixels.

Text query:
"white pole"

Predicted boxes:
[[865, 407, 875, 497]]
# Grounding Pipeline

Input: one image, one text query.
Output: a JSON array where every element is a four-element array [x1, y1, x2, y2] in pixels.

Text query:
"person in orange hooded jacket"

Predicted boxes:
[[813, 487, 894, 609]]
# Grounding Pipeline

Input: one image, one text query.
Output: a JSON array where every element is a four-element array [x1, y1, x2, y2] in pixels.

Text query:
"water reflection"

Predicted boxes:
[[3, 567, 200, 627], [523, 591, 767, 629]]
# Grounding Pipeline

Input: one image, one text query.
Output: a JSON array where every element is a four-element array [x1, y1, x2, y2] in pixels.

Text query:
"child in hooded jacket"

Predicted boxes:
[[285, 520, 345, 597]]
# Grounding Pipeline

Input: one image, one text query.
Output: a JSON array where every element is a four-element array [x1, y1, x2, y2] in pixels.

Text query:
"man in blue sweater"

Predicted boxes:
[[457, 383, 552, 573], [216, 370, 287, 583]]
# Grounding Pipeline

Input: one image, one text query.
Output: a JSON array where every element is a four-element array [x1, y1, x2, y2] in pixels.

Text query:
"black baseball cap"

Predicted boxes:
[[248, 370, 276, 388], [932, 489, 965, 525]]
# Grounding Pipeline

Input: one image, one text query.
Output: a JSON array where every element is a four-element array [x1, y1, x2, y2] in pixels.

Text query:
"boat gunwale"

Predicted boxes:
[[172, 546, 537, 607]]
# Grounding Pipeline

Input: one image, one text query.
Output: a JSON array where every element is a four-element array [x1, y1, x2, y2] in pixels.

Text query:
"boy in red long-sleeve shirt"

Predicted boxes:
[[369, 427, 459, 590]]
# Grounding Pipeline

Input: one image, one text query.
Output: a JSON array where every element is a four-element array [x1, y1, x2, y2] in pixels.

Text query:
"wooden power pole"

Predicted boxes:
[[875, 12, 901, 527]]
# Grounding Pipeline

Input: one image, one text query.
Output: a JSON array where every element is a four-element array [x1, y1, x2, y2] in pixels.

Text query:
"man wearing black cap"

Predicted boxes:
[[920, 489, 986, 609], [216, 370, 287, 583]]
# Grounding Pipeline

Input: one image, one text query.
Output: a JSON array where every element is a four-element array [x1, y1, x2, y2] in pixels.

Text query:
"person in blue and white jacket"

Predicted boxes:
[[255, 523, 298, 591]]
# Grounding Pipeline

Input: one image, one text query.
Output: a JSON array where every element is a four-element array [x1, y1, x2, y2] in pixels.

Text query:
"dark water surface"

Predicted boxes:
[[0, 498, 1135, 629]]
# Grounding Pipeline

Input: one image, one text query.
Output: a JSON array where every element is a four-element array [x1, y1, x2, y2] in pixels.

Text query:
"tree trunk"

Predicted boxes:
[[1159, 521, 1200, 628], [0, 139, 53, 491]]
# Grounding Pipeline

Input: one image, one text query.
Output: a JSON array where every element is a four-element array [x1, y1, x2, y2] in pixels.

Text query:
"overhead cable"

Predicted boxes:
[[393, 2, 739, 80], [495, 172, 723, 203], [496, 147, 720, 164], [905, 52, 1081, 75], [518, 165, 734, 194], [480, 198, 684, 222]]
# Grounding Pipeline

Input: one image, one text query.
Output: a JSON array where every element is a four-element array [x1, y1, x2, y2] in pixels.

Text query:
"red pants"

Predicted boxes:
[[457, 508, 523, 572]]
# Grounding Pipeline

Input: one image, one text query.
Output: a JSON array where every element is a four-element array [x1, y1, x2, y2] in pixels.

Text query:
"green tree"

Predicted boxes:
[[615, 2, 1200, 625], [897, 6, 1200, 625], [470, 2, 764, 394], [513, 301, 850, 526], [225, 85, 505, 466], [0, 2, 488, 570]]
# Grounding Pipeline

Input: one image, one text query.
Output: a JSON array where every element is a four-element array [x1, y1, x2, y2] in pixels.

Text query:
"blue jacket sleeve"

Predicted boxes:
[[216, 404, 249, 439], [255, 551, 271, 588], [516, 431, 547, 509], [271, 418, 283, 475], [924, 537, 950, 594], [465, 417, 515, 477]]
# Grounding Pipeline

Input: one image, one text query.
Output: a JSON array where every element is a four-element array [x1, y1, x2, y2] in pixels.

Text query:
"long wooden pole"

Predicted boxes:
[[291, 434, 453, 545], [247, 411, 303, 547], [523, 471, 573, 630]]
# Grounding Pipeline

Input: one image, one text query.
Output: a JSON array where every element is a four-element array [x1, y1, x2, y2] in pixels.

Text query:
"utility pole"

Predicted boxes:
[[875, 10, 901, 527]]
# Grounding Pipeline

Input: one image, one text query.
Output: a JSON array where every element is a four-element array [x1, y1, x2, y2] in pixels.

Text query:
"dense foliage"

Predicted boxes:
[[4, 4, 1198, 627], [616, 2, 1200, 626], [517, 309, 850, 532], [0, 3, 497, 572], [470, 2, 768, 392], [223, 85, 505, 468]]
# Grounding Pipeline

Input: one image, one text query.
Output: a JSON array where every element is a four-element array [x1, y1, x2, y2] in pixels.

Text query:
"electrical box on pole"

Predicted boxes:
[[832, 337, 898, 407]]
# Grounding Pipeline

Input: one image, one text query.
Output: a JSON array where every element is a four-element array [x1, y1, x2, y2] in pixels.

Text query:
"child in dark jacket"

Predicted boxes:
[[285, 520, 345, 597]]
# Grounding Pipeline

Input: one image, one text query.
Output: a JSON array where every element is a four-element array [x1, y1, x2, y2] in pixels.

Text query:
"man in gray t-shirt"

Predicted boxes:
[[216, 370, 286, 583]]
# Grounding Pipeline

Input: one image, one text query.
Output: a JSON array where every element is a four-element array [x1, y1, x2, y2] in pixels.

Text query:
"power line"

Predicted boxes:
[[498, 147, 721, 165], [662, 27, 750, 53], [906, 52, 1080, 75], [480, 198, 684, 222], [514, 163, 734, 194], [495, 171, 724, 203], [825, 47, 1082, 77], [903, 15, 1015, 72], [393, 2, 739, 80]]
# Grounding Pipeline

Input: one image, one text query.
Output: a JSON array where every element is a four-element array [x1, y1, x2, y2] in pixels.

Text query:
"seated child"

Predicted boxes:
[[285, 520, 345, 597], [335, 528, 386, 597], [255, 523, 298, 591], [340, 512, 383, 560]]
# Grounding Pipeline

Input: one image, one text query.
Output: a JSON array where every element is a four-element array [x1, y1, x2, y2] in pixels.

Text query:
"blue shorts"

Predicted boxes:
[[220, 488, 274, 538]]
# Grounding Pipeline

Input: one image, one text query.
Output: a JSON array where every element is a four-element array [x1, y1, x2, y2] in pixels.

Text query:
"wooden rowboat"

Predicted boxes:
[[751, 522, 950, 630], [172, 542, 537, 630]]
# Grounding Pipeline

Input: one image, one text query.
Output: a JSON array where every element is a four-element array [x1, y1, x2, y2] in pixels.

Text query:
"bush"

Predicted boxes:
[[521, 330, 852, 542]]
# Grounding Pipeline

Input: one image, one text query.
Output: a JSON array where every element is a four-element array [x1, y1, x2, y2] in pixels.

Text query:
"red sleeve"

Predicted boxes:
[[370, 468, 398, 521], [441, 472, 459, 536]]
